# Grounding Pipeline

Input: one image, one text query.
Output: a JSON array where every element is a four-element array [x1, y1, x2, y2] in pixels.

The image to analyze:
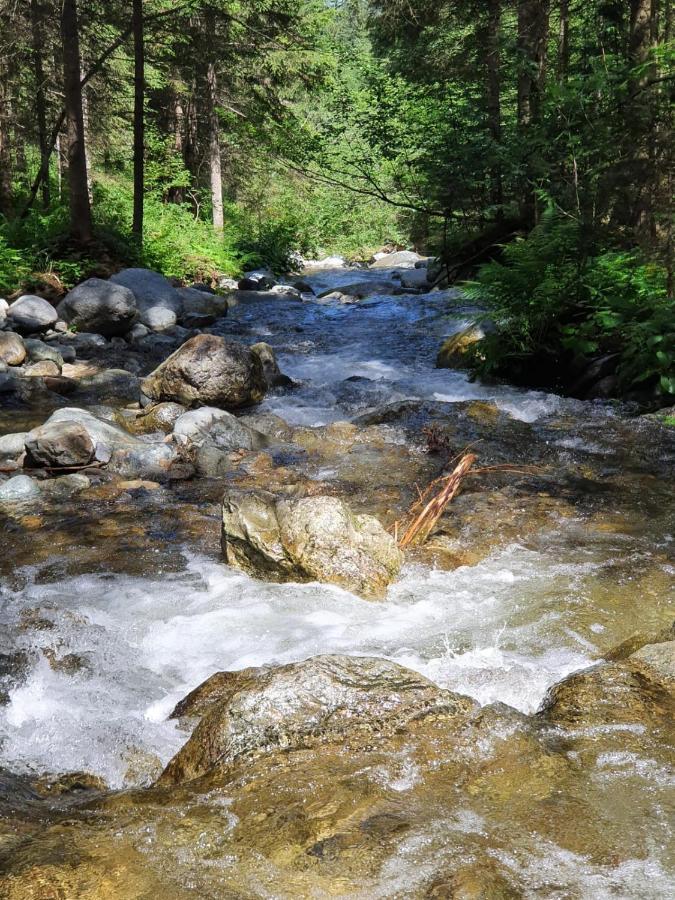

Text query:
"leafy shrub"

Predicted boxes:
[[464, 211, 674, 398]]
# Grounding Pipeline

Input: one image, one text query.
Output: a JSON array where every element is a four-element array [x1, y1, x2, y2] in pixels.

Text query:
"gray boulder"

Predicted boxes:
[[57, 278, 138, 337], [221, 491, 403, 599], [6, 296, 58, 333], [400, 268, 430, 290], [24, 339, 64, 370], [110, 268, 183, 331], [42, 408, 141, 463], [141, 334, 267, 410], [369, 250, 422, 269], [25, 421, 96, 468], [0, 332, 26, 366], [317, 280, 398, 300], [0, 432, 27, 463], [161, 655, 472, 784], [173, 406, 268, 452], [0, 475, 41, 503], [176, 287, 228, 324]]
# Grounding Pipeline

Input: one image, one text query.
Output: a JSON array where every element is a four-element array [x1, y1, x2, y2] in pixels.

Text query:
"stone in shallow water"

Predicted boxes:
[[25, 421, 95, 468], [0, 474, 40, 502], [221, 490, 403, 598], [161, 654, 477, 784], [142, 334, 267, 410], [173, 405, 267, 452]]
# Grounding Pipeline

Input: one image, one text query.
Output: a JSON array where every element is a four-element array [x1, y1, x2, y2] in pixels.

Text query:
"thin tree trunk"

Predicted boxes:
[[486, 0, 503, 214], [0, 82, 12, 218], [517, 0, 551, 226], [167, 88, 186, 203], [661, 0, 673, 296], [517, 0, 550, 127], [206, 60, 223, 230], [132, 0, 145, 237], [55, 132, 63, 198], [80, 63, 93, 203], [30, 0, 50, 209], [61, 0, 93, 242], [558, 0, 570, 81]]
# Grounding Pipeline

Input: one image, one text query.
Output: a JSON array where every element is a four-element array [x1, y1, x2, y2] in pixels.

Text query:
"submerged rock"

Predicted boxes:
[[161, 655, 476, 784], [539, 644, 674, 729], [221, 490, 403, 598], [142, 334, 267, 410], [57, 278, 138, 337]]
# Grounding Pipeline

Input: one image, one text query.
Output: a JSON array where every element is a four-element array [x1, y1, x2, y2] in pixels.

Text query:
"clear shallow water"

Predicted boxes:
[[0, 265, 673, 898]]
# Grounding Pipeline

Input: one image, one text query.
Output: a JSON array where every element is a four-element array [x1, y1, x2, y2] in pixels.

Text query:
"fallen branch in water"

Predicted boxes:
[[398, 453, 477, 549], [395, 453, 544, 549]]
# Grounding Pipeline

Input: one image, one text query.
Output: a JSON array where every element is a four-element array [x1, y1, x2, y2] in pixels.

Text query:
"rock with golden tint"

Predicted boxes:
[[160, 655, 477, 785], [436, 325, 486, 369], [221, 490, 403, 598], [141, 334, 267, 410]]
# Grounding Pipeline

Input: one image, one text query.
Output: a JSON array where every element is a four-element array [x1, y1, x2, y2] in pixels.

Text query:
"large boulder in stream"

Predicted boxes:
[[161, 655, 476, 785], [110, 268, 183, 331], [57, 278, 138, 336], [141, 334, 267, 410], [221, 491, 403, 598]]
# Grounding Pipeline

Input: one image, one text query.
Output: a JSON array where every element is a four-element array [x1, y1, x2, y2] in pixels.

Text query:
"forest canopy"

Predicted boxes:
[[0, 0, 673, 399]]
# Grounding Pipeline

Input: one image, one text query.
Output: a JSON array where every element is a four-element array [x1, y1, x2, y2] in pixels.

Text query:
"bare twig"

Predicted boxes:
[[398, 453, 477, 549]]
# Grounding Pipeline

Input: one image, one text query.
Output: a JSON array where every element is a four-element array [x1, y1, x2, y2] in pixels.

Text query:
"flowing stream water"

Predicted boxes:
[[0, 263, 673, 898]]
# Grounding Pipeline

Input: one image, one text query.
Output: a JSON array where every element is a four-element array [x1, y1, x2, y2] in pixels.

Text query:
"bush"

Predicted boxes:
[[464, 212, 674, 399]]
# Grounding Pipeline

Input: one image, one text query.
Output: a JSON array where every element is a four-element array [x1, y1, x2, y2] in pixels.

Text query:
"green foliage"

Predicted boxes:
[[0, 236, 30, 296], [465, 214, 675, 398]]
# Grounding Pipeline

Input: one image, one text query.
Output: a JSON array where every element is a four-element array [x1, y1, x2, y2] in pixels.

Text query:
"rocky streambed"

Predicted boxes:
[[0, 257, 673, 898]]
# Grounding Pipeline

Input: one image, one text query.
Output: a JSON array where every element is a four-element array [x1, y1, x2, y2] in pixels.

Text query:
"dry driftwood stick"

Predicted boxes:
[[398, 452, 477, 549]]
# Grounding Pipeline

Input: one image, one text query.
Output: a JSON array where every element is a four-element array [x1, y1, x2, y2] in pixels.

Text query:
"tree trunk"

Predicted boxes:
[[61, 0, 93, 242], [486, 0, 503, 213], [132, 0, 145, 237], [558, 0, 570, 81], [167, 88, 186, 203], [630, 0, 653, 67], [659, 0, 672, 296], [80, 64, 93, 203], [30, 0, 50, 209], [517, 0, 550, 128], [517, 0, 550, 225], [206, 60, 224, 230], [0, 57, 12, 218]]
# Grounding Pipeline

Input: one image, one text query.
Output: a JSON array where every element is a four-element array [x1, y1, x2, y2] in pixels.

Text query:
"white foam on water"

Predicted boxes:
[[0, 543, 600, 787]]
